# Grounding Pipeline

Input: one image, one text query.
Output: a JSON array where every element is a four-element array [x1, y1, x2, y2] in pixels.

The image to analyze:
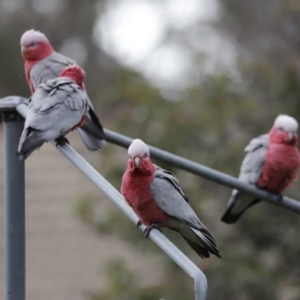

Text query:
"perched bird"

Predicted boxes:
[[20, 29, 106, 150], [121, 139, 221, 259], [221, 114, 300, 224], [16, 65, 89, 160]]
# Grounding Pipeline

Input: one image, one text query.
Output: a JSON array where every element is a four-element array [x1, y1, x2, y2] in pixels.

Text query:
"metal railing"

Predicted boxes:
[[103, 129, 300, 214], [1, 95, 300, 300], [0, 96, 207, 300]]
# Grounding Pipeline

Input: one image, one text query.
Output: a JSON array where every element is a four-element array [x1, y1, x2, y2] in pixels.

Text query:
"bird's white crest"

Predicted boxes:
[[274, 114, 298, 132], [128, 139, 149, 158], [20, 29, 49, 46]]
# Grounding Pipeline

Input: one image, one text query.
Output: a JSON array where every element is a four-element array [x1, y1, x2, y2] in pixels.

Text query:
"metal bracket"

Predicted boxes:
[[0, 96, 28, 125], [3, 112, 24, 123], [15, 97, 208, 300], [0, 96, 29, 112]]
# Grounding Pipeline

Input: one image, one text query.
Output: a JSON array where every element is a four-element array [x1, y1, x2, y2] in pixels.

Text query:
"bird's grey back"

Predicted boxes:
[[239, 134, 269, 184], [150, 167, 202, 226], [30, 52, 75, 90], [26, 78, 86, 131], [153, 165, 189, 202]]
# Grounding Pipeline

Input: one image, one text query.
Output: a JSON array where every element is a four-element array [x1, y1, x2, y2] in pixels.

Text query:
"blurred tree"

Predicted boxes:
[[84, 1, 300, 299], [1, 0, 300, 299], [78, 67, 300, 299], [0, 0, 115, 100]]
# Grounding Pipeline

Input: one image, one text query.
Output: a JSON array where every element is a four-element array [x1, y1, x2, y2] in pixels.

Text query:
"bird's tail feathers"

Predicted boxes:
[[221, 195, 261, 224], [80, 117, 105, 140], [16, 128, 46, 160], [181, 235, 208, 258], [77, 107, 106, 151], [17, 127, 30, 154], [172, 220, 221, 258], [77, 127, 107, 150], [220, 210, 244, 224], [190, 227, 221, 258]]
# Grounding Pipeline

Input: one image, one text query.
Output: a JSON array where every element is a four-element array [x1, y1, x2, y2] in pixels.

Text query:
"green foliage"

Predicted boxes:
[[78, 57, 300, 299], [89, 259, 193, 300], [89, 260, 163, 300]]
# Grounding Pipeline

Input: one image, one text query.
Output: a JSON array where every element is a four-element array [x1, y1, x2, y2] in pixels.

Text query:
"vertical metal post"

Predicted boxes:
[[3, 112, 25, 300]]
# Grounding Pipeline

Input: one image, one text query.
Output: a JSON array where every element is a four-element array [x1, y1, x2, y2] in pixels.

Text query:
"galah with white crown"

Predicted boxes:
[[121, 139, 221, 259], [20, 29, 106, 150], [16, 65, 89, 160], [221, 114, 300, 224]]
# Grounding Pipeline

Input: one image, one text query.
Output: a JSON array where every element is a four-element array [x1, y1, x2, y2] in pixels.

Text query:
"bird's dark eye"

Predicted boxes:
[[29, 42, 36, 47], [278, 127, 284, 131], [128, 155, 132, 159], [143, 152, 147, 158]]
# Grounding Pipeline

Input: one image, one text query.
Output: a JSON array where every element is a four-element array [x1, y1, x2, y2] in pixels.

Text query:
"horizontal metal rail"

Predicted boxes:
[[13, 100, 208, 300], [2, 96, 300, 215], [103, 131, 300, 215]]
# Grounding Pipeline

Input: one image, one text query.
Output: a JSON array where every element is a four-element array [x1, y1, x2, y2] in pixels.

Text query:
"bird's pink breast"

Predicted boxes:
[[258, 144, 300, 192], [24, 61, 36, 93], [122, 173, 169, 226]]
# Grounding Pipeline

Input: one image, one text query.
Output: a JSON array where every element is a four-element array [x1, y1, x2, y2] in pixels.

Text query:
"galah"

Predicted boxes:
[[16, 65, 89, 160], [221, 114, 300, 224], [121, 139, 221, 259], [20, 29, 106, 150]]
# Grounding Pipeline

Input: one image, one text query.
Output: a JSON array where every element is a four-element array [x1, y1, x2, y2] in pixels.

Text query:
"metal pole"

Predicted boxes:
[[15, 102, 207, 300], [3, 112, 25, 300]]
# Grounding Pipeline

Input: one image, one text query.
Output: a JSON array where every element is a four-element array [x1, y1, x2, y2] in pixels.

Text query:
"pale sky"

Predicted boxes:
[[3, 0, 237, 99], [2, 0, 237, 99], [94, 0, 237, 99]]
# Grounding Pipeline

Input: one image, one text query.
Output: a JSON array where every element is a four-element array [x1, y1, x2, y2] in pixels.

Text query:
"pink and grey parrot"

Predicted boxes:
[[121, 139, 221, 259], [16, 65, 89, 160], [20, 29, 106, 150], [221, 114, 300, 224]]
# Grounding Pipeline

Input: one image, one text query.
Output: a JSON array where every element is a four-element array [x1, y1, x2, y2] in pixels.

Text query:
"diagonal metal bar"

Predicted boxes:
[[15, 101, 208, 300]]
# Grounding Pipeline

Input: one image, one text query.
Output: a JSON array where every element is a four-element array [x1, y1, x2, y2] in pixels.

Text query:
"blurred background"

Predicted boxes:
[[0, 0, 300, 299]]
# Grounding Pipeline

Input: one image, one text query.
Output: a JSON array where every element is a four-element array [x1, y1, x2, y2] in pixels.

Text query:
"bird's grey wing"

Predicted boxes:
[[150, 168, 220, 258], [244, 134, 269, 153], [47, 51, 76, 66], [30, 51, 106, 150], [29, 79, 86, 129], [239, 134, 269, 184], [153, 165, 189, 202], [221, 134, 269, 224], [17, 78, 87, 158], [150, 169, 201, 226], [30, 52, 75, 90], [76, 95, 106, 150], [49, 53, 106, 149]]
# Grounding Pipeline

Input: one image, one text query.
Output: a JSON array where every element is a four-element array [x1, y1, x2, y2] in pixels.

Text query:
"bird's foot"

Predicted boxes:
[[144, 224, 162, 239], [55, 136, 69, 147], [136, 220, 142, 228]]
